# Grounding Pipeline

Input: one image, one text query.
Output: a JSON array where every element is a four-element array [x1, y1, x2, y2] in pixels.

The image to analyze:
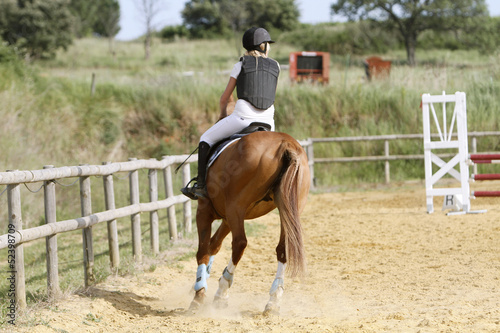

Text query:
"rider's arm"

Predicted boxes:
[[219, 77, 237, 120]]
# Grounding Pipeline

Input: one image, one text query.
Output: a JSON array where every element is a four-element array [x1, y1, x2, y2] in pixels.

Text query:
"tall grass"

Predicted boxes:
[[2, 37, 500, 182]]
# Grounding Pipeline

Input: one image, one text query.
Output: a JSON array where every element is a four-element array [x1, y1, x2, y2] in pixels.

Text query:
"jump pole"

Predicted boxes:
[[469, 154, 500, 161], [469, 154, 500, 198], [471, 191, 500, 197], [471, 174, 500, 181]]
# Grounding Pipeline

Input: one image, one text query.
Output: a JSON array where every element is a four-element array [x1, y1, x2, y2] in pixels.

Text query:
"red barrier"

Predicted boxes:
[[472, 191, 500, 197], [472, 174, 500, 181], [469, 154, 500, 199], [470, 154, 500, 161], [473, 160, 500, 164]]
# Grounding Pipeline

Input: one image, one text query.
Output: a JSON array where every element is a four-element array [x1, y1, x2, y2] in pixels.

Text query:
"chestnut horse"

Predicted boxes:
[[189, 130, 310, 314]]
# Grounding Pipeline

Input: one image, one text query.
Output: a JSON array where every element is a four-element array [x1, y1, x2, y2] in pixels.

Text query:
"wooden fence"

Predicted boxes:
[[2, 131, 499, 310], [300, 131, 500, 188], [1, 155, 196, 309]]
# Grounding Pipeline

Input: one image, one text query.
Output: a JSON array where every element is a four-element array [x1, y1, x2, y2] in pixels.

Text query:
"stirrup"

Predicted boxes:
[[180, 177, 207, 200]]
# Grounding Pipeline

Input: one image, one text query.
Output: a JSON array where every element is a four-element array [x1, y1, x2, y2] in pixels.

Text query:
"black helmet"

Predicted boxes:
[[242, 27, 275, 51]]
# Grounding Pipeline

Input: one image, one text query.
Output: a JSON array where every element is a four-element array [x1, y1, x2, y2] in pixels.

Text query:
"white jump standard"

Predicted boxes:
[[422, 91, 500, 214], [422, 92, 471, 214]]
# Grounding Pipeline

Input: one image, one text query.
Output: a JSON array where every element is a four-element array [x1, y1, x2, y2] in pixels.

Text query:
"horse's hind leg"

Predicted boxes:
[[208, 219, 231, 257], [190, 201, 217, 311], [214, 213, 246, 308], [264, 224, 286, 315], [205, 220, 231, 286]]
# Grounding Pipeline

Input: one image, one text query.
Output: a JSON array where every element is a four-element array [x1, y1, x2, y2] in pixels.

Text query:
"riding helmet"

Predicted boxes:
[[242, 27, 275, 51]]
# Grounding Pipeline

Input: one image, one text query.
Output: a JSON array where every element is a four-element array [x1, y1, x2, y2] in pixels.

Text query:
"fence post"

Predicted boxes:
[[306, 138, 315, 189], [43, 165, 60, 298], [384, 140, 390, 184], [90, 72, 96, 96], [129, 158, 142, 262], [182, 163, 192, 233], [163, 159, 178, 240], [148, 163, 159, 255], [7, 172, 27, 310], [79, 167, 94, 288], [102, 162, 119, 270]]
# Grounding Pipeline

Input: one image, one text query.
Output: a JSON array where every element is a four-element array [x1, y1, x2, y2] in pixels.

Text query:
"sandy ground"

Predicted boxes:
[[9, 182, 500, 332]]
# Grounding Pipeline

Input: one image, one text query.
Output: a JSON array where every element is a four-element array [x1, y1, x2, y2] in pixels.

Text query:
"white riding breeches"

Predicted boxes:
[[200, 113, 274, 146]]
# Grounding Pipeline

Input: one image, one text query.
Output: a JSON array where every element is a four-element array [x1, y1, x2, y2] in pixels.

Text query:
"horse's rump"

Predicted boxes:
[[206, 131, 310, 275]]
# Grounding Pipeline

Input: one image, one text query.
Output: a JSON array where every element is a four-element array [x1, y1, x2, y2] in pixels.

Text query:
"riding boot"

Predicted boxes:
[[181, 141, 210, 200]]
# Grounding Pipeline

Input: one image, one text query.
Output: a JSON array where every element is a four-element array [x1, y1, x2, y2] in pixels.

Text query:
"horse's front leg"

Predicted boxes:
[[264, 229, 286, 315], [190, 200, 217, 311]]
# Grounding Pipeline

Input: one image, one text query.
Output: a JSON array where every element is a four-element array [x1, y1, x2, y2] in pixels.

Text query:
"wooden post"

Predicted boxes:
[[182, 163, 192, 233], [90, 73, 96, 96], [384, 140, 390, 184], [129, 158, 142, 261], [79, 168, 94, 288], [43, 165, 60, 298], [7, 173, 27, 310], [102, 162, 119, 270], [163, 161, 177, 240], [148, 164, 159, 255], [306, 139, 315, 189]]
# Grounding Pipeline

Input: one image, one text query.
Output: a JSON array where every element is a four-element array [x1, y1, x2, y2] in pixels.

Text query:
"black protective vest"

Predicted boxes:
[[236, 56, 280, 110]]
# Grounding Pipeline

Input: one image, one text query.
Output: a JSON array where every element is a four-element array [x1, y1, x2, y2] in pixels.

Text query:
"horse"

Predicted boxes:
[[188, 130, 310, 315]]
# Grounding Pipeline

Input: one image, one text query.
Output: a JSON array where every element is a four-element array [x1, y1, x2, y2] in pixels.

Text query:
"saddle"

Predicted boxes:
[[207, 122, 271, 168]]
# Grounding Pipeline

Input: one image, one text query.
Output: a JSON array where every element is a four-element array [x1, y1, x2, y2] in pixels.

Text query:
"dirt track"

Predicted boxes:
[[13, 182, 500, 332]]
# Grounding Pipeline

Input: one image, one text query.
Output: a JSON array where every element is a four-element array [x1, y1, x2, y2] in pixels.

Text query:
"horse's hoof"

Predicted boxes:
[[263, 302, 280, 316], [213, 296, 229, 309], [189, 289, 206, 312], [189, 300, 202, 312]]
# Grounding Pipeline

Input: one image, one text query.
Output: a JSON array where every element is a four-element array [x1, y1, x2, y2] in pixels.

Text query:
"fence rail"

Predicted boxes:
[[300, 131, 500, 187]]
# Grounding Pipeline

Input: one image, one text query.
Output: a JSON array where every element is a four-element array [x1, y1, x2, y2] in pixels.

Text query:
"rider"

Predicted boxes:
[[181, 27, 281, 200]]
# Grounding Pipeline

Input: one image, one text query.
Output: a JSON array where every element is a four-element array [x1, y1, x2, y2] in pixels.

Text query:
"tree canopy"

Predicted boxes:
[[182, 0, 300, 39], [0, 0, 120, 61], [331, 0, 489, 66], [0, 0, 74, 60], [69, 0, 121, 38]]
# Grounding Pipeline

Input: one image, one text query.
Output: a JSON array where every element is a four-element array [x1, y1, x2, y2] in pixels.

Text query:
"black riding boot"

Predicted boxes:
[[181, 141, 210, 200]]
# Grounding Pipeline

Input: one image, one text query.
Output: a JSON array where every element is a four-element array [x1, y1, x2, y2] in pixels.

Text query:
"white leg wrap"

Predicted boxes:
[[194, 264, 208, 292], [226, 257, 236, 274], [214, 258, 235, 300], [270, 262, 286, 295], [269, 277, 284, 297], [207, 255, 215, 278], [265, 262, 286, 313]]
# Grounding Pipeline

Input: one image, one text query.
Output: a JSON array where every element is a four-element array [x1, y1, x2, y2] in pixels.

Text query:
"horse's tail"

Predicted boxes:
[[276, 140, 308, 278]]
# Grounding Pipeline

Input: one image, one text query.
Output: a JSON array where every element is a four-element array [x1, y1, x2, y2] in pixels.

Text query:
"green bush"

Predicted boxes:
[[279, 22, 401, 55]]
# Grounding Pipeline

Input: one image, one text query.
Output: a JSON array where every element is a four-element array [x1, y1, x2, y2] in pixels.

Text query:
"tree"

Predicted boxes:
[[182, 0, 299, 39], [0, 0, 74, 60], [331, 0, 489, 66], [135, 0, 164, 60], [245, 0, 299, 32], [93, 0, 121, 54], [68, 0, 99, 38], [181, 0, 228, 38]]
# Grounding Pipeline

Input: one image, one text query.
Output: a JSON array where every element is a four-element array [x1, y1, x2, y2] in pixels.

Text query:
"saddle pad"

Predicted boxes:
[[207, 137, 242, 169]]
